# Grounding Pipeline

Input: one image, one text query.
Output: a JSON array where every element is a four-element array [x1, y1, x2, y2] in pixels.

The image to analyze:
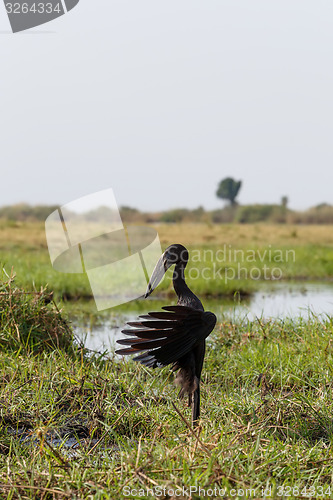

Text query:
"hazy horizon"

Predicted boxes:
[[0, 197, 331, 213]]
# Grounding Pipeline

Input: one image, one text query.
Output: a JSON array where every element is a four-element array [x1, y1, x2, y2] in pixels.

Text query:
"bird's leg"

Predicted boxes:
[[191, 381, 200, 427]]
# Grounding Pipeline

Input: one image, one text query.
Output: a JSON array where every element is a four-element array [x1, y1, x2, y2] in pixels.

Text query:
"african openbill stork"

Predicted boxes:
[[116, 244, 216, 426]]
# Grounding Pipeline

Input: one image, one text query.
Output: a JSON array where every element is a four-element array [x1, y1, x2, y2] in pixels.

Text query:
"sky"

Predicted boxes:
[[1, 0, 333, 212]]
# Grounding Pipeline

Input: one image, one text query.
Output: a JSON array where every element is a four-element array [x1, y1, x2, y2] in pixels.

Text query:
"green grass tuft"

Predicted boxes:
[[0, 271, 73, 353]]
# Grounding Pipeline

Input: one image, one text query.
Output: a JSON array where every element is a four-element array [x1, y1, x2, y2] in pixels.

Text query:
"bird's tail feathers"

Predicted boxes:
[[173, 360, 201, 425], [174, 364, 198, 397]]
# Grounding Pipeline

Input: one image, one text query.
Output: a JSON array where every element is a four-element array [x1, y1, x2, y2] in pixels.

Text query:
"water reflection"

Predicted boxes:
[[74, 282, 333, 352], [229, 282, 333, 321]]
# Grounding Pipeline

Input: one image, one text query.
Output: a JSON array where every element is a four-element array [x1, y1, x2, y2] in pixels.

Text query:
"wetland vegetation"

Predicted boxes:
[[1, 221, 333, 302], [1, 220, 333, 498]]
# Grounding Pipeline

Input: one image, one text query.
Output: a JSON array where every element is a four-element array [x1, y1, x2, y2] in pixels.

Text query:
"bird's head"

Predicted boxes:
[[145, 243, 188, 298]]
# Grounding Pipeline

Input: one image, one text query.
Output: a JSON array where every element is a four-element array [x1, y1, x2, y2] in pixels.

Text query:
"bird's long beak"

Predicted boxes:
[[144, 251, 172, 298]]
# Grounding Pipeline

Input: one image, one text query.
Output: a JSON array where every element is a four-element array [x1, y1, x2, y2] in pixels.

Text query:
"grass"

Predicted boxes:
[[2, 277, 333, 498], [1, 222, 333, 305], [0, 272, 73, 353]]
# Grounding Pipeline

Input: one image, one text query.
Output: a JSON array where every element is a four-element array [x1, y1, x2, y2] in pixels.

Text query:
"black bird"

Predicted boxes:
[[116, 244, 216, 426]]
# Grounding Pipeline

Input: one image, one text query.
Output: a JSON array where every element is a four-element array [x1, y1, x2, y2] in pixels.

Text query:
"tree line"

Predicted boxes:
[[1, 200, 333, 225]]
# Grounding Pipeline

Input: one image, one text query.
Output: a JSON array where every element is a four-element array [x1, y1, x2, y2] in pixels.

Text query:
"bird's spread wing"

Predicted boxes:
[[116, 305, 216, 368]]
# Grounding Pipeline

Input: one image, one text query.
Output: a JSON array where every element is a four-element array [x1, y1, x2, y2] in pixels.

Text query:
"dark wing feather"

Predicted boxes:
[[121, 329, 173, 339], [139, 311, 186, 320], [162, 305, 195, 315], [115, 305, 216, 368]]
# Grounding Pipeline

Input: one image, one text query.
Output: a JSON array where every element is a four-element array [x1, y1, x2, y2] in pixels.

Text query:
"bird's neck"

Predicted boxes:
[[173, 263, 204, 311]]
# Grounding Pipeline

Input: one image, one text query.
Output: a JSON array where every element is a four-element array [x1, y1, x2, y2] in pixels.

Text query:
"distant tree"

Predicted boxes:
[[281, 196, 288, 208], [216, 178, 242, 206]]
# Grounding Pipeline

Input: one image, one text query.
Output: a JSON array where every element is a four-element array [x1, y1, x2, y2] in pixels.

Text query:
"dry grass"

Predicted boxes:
[[156, 223, 333, 247], [0, 221, 47, 250], [2, 221, 333, 249]]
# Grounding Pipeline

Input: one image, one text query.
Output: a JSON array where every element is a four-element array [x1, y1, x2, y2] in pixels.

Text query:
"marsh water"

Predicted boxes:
[[74, 282, 333, 353]]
